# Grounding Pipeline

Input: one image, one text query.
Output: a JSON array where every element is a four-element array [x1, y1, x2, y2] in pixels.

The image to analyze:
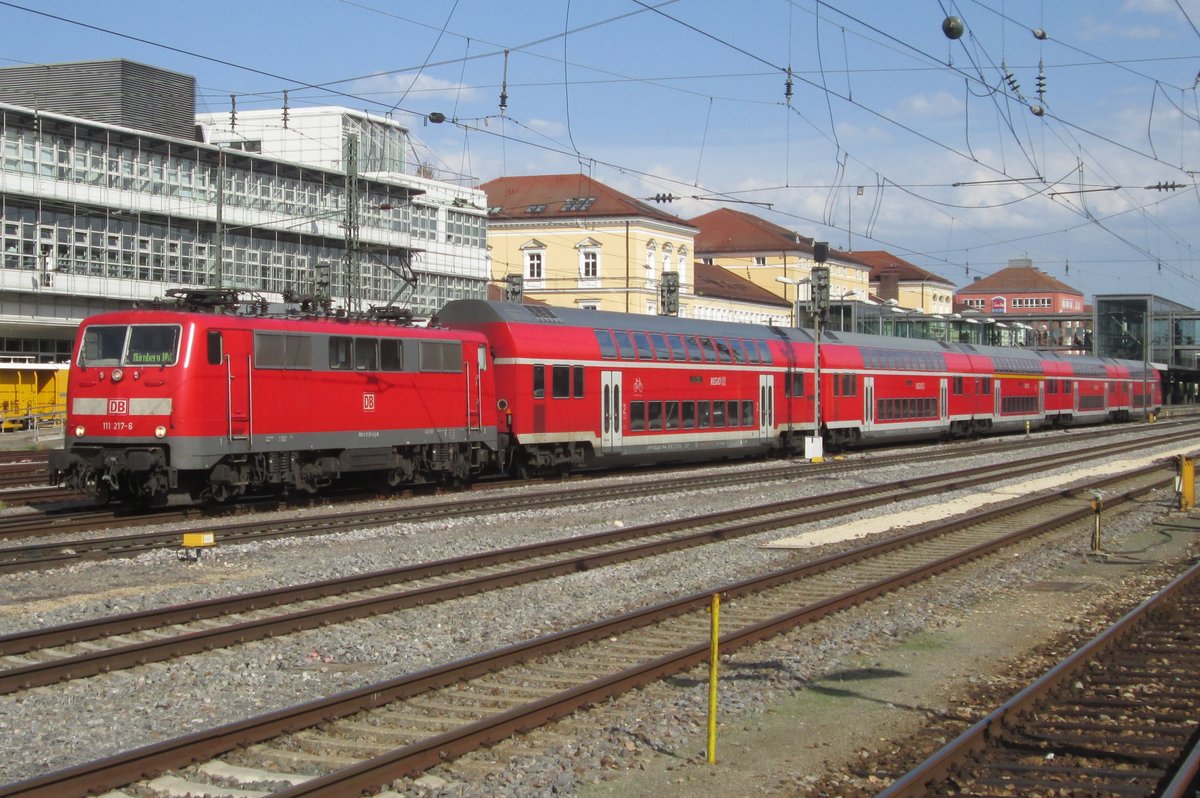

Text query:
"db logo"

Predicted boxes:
[[362, 393, 376, 412], [107, 399, 128, 415]]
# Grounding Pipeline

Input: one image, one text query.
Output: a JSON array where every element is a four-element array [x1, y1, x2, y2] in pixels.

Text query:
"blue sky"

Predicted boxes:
[[2, 0, 1199, 305]]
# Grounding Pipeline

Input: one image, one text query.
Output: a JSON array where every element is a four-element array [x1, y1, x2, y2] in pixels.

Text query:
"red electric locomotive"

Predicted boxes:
[[51, 291, 500, 504]]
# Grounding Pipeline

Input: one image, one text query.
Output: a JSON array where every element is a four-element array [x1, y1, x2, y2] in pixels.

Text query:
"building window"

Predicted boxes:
[[754, 256, 766, 266], [526, 250, 543, 280]]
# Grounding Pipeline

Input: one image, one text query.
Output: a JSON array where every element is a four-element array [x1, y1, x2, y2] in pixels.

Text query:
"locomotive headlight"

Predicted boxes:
[[111, 368, 124, 383], [154, 425, 167, 438], [74, 425, 85, 437]]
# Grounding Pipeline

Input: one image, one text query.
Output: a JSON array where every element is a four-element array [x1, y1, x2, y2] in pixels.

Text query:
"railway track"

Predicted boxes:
[[3, 427, 1184, 693], [0, 421, 1192, 574], [0, 448, 1177, 797], [0, 453, 49, 491], [878, 558, 1200, 797]]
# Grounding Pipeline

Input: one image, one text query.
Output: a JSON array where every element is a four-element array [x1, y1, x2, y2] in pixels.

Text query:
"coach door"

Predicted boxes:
[[464, 343, 484, 432], [600, 370, 623, 451], [217, 329, 253, 443], [758, 374, 774, 439], [940, 378, 949, 422], [862, 376, 875, 432]]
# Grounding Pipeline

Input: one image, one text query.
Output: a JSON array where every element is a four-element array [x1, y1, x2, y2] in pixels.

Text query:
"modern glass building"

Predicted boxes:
[[0, 61, 489, 363]]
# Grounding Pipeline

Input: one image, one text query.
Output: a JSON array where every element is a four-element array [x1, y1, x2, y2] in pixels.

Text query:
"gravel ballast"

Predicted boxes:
[[0, 425, 1196, 795]]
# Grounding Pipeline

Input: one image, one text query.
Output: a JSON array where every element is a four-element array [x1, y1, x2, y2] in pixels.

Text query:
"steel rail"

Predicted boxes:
[[2, 424, 1194, 575], [0, 419, 1181, 541], [0, 463, 1173, 798], [877, 558, 1200, 798], [0, 435, 1187, 694]]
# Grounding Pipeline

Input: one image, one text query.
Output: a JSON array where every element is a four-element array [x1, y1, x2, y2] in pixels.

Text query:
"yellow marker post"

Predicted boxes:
[[1090, 494, 1103, 554], [707, 593, 720, 764], [180, 531, 216, 562], [1180, 456, 1195, 512]]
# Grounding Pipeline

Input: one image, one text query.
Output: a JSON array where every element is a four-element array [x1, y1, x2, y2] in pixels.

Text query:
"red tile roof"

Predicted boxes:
[[959, 265, 1081, 295], [480, 174, 693, 228], [693, 262, 790, 308], [690, 207, 815, 255], [852, 250, 956, 287]]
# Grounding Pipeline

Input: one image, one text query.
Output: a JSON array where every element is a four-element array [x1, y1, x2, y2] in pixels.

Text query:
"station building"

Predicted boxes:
[[0, 59, 489, 366]]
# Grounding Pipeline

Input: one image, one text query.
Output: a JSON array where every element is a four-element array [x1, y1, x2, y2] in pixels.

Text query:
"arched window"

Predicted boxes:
[[645, 241, 658, 288]]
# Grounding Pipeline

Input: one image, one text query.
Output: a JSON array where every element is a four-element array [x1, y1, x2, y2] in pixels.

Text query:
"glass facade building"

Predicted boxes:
[[0, 100, 489, 362]]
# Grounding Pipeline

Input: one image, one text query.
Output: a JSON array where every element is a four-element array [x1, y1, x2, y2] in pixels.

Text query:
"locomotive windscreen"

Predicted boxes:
[[80, 324, 180, 367]]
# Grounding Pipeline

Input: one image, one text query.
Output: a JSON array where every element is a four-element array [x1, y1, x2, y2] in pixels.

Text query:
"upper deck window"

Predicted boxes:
[[80, 324, 180, 367]]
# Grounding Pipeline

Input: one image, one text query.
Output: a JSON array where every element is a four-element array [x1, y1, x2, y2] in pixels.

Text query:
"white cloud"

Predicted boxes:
[[352, 72, 478, 105], [892, 91, 965, 120]]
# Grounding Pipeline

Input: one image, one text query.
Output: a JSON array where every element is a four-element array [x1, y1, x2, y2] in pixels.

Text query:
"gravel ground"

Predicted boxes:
[[0, 424, 1195, 795]]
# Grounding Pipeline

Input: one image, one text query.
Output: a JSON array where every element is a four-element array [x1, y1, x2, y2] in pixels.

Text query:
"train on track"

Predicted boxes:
[[49, 290, 1162, 505]]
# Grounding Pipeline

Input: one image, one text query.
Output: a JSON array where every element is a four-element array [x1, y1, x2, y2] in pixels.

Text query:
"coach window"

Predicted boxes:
[[595, 329, 618, 359], [573, 365, 584, 398], [699, 337, 719, 363], [648, 332, 671, 361], [698, 401, 712, 428], [729, 339, 748, 364], [552, 365, 571, 398], [648, 401, 663, 431], [711, 401, 726, 428], [533, 365, 545, 399], [682, 401, 696, 429], [784, 371, 804, 397], [613, 331, 636, 359], [329, 336, 353, 370], [981, 378, 992, 395], [755, 340, 773, 364], [841, 374, 856, 396], [355, 337, 378, 371], [683, 335, 703, 362], [712, 338, 733, 363], [741, 400, 754, 426], [664, 401, 680, 430], [380, 339, 404, 371], [953, 376, 964, 395], [665, 334, 687, 361], [632, 332, 655, 360], [207, 330, 222, 365], [630, 401, 646, 431]]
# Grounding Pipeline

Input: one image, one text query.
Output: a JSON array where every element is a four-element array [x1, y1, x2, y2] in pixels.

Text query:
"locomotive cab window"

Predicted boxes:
[[207, 330, 222, 366], [126, 325, 180, 366], [80, 324, 181, 368]]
